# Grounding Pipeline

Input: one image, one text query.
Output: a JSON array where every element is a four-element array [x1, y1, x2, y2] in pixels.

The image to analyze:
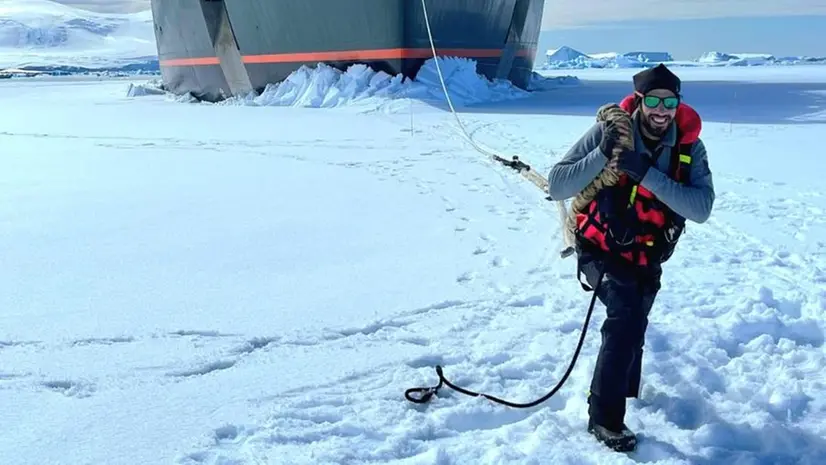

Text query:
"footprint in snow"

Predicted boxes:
[[637, 390, 708, 430], [556, 320, 582, 334], [230, 337, 279, 355], [397, 335, 430, 346], [405, 353, 445, 369], [169, 330, 237, 338], [71, 336, 135, 346], [167, 359, 236, 378], [441, 404, 541, 433], [441, 195, 456, 208], [1, 340, 43, 349], [42, 380, 95, 398]]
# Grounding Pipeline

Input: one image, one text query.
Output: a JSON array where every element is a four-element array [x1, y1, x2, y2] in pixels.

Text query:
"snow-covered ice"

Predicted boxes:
[[0, 0, 155, 68], [2, 59, 826, 465], [129, 57, 578, 109], [541, 46, 826, 70]]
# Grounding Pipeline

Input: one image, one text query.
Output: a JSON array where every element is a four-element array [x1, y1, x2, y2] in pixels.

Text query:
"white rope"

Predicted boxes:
[[419, 0, 574, 256]]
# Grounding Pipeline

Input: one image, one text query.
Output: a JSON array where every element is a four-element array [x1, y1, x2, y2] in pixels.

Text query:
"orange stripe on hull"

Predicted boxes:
[[161, 57, 221, 66], [160, 47, 535, 67], [516, 47, 537, 58]]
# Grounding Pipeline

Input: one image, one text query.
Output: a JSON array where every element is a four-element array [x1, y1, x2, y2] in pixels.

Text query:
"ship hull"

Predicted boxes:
[[150, 0, 544, 101]]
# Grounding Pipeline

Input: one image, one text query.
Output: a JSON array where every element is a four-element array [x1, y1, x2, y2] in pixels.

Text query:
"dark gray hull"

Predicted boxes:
[[150, 0, 544, 101]]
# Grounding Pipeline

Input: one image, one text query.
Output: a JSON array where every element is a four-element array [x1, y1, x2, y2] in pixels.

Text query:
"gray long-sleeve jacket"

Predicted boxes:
[[547, 114, 715, 223]]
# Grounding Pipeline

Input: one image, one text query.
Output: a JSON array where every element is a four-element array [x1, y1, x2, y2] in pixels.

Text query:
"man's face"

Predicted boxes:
[[638, 89, 679, 136]]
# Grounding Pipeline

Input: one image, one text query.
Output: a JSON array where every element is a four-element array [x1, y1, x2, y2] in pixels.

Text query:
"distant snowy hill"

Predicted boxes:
[[543, 47, 675, 69], [697, 51, 738, 64], [623, 51, 673, 63], [695, 52, 826, 66], [545, 46, 588, 64], [542, 45, 826, 69], [0, 0, 156, 68]]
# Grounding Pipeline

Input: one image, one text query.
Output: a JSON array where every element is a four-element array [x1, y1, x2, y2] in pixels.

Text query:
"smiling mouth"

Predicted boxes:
[[650, 114, 670, 125]]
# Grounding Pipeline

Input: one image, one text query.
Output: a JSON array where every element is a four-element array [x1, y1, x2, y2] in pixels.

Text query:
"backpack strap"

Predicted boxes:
[[669, 141, 694, 184]]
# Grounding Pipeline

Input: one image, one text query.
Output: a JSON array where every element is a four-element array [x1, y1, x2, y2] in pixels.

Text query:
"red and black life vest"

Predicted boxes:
[[575, 95, 702, 268]]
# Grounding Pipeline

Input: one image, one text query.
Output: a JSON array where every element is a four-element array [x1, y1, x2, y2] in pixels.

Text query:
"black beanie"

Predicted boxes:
[[633, 63, 681, 95]]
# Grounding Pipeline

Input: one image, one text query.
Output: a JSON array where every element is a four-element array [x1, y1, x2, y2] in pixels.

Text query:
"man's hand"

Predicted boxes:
[[616, 150, 651, 182], [598, 121, 623, 159]]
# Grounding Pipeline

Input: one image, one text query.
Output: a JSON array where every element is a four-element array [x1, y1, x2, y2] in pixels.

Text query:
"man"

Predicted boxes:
[[547, 64, 715, 451]]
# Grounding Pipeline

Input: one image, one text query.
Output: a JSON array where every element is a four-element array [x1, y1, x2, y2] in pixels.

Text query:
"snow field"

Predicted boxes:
[[1, 61, 826, 465]]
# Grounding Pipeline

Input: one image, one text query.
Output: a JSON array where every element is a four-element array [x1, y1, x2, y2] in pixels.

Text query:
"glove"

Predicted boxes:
[[616, 150, 651, 183], [598, 121, 622, 159]]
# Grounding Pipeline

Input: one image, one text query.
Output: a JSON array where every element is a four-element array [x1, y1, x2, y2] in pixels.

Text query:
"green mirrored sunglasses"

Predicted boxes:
[[642, 95, 680, 109]]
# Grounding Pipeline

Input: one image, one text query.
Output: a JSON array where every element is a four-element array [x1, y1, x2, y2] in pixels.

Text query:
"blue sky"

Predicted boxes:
[[50, 0, 826, 59], [539, 15, 826, 60], [539, 0, 826, 29]]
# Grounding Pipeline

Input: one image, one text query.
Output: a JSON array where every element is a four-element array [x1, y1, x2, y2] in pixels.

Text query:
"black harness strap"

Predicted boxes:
[[668, 139, 694, 184]]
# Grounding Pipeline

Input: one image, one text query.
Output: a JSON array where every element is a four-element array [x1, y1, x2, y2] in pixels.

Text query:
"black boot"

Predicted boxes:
[[587, 394, 637, 452], [587, 417, 637, 452]]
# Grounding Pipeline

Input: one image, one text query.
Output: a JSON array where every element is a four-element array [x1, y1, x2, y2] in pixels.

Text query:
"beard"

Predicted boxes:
[[641, 113, 673, 137]]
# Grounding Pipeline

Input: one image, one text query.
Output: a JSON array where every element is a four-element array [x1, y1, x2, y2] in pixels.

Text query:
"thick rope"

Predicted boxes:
[[561, 104, 635, 248], [406, 2, 636, 410], [419, 0, 573, 254]]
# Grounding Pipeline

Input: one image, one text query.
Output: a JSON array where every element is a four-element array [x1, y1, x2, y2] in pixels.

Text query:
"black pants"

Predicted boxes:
[[577, 244, 661, 430]]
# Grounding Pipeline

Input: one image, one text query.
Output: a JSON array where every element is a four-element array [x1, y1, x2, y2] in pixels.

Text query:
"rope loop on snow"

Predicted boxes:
[[404, 366, 445, 404], [404, 271, 604, 407]]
